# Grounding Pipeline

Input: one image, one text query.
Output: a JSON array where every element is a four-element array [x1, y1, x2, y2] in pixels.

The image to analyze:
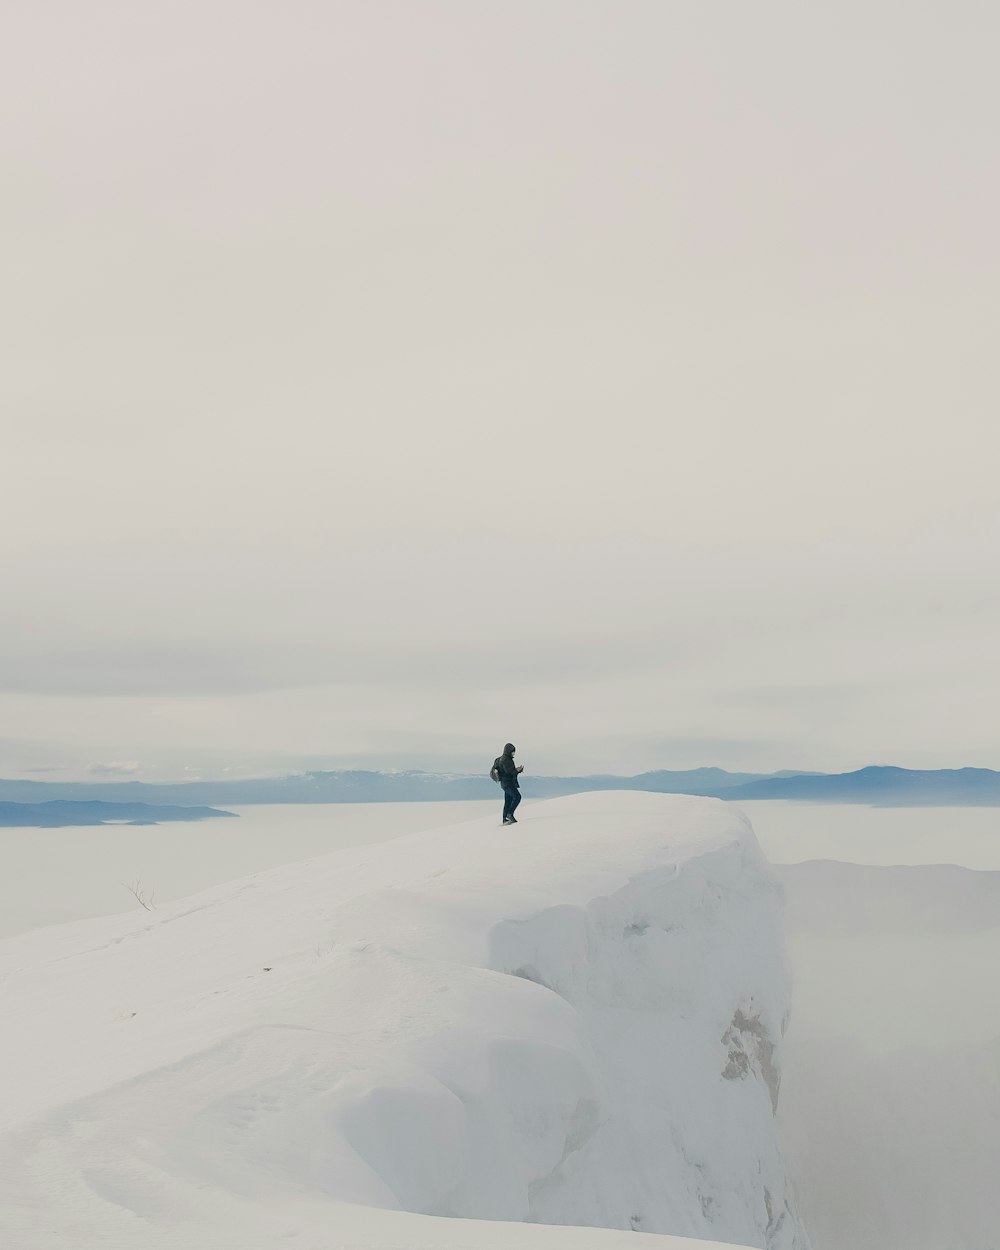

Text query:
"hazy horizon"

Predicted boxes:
[[3, 2, 998, 781], [6, 757, 999, 790]]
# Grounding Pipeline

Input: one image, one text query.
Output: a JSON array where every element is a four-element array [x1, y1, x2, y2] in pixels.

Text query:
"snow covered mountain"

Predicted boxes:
[[0, 792, 805, 1249]]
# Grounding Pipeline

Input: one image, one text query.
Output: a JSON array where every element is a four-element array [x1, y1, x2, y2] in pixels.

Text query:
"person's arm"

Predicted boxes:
[[516, 764, 524, 774]]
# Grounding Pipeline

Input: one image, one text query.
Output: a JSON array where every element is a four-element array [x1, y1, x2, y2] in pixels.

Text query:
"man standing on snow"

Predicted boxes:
[[494, 742, 523, 824]]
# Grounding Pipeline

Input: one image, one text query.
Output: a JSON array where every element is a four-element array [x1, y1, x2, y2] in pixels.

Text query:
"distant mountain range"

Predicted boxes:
[[721, 766, 1000, 806], [0, 801, 237, 828], [1, 765, 1000, 810]]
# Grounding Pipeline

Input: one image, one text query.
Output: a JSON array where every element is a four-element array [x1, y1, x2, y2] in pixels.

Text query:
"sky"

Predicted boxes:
[[2, 1, 998, 781]]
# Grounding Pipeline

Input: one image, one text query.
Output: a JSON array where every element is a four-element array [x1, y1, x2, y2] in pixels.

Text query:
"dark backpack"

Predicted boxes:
[[489, 757, 502, 783]]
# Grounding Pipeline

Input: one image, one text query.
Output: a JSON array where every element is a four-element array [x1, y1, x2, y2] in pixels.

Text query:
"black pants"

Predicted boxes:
[[502, 786, 521, 821]]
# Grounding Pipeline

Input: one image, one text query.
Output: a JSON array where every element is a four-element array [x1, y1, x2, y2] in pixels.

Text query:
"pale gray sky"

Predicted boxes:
[[2, 1, 998, 780]]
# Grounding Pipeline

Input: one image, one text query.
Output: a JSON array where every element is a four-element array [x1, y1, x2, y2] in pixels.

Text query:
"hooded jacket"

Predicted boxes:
[[495, 744, 519, 790]]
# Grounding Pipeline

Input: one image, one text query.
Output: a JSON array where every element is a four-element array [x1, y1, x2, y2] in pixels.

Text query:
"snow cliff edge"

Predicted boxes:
[[0, 791, 806, 1249]]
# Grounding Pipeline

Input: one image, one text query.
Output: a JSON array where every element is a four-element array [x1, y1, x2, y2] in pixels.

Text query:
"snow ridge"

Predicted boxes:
[[0, 791, 805, 1250]]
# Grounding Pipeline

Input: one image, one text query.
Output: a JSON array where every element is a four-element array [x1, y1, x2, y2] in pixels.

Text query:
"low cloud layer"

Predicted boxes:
[[87, 760, 142, 777]]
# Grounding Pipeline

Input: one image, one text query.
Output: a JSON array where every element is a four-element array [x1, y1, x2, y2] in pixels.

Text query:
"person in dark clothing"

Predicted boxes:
[[494, 742, 523, 824]]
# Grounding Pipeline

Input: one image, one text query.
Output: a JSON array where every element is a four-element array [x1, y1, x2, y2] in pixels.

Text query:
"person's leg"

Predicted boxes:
[[508, 789, 521, 820], [502, 787, 513, 822]]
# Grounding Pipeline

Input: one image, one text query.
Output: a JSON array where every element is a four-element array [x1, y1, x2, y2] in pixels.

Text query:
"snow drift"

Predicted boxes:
[[0, 792, 805, 1249]]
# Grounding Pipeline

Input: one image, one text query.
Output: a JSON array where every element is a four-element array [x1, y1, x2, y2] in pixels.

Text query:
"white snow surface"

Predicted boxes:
[[0, 791, 800, 1250]]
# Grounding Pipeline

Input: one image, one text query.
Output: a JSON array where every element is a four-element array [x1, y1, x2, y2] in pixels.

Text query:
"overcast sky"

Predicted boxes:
[[2, 1, 998, 781]]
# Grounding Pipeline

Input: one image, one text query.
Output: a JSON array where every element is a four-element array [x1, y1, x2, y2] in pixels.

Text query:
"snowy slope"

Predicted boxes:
[[0, 792, 803, 1250]]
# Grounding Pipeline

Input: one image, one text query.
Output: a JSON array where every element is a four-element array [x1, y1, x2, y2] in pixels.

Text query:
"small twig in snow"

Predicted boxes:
[[123, 878, 155, 911]]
